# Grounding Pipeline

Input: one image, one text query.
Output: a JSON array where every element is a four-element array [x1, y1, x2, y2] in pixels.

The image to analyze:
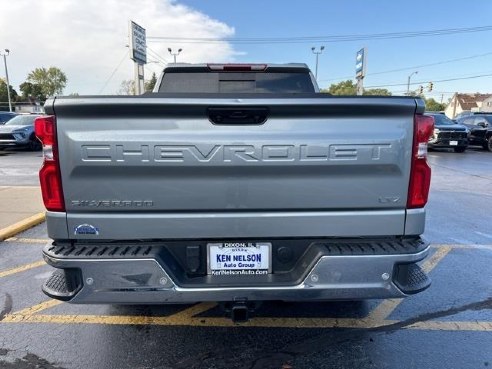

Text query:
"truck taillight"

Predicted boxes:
[[34, 115, 65, 212], [407, 114, 434, 209]]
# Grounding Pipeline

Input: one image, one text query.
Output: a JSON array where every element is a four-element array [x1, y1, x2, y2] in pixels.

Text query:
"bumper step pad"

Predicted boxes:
[[393, 263, 431, 294], [42, 268, 82, 301]]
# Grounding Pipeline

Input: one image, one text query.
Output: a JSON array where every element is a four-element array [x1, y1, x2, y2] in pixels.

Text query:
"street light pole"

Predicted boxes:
[[407, 71, 418, 95], [167, 48, 182, 63], [311, 46, 325, 80], [1, 49, 12, 112]]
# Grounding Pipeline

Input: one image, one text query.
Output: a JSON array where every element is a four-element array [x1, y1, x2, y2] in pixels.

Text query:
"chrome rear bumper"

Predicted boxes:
[[42, 239, 431, 304]]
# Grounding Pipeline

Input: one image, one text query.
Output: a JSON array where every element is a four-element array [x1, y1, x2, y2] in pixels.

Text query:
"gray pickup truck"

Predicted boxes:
[[36, 63, 434, 321]]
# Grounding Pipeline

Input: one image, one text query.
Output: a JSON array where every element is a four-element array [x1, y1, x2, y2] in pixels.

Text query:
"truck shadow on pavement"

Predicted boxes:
[[110, 299, 374, 320]]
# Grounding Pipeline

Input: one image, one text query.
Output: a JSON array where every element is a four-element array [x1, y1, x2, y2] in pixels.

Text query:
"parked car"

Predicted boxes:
[[0, 114, 43, 150], [426, 112, 469, 152], [0, 111, 18, 125], [456, 113, 492, 151], [454, 111, 472, 120]]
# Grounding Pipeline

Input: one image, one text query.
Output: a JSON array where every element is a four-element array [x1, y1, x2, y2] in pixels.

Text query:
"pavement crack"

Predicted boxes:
[[248, 352, 295, 369], [375, 297, 492, 332], [0, 352, 66, 369], [236, 298, 492, 366]]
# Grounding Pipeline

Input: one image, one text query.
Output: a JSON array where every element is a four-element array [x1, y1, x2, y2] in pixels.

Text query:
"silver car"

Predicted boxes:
[[0, 114, 43, 150]]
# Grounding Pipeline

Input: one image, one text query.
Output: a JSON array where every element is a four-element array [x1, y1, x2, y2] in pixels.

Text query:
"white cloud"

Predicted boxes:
[[0, 0, 239, 94]]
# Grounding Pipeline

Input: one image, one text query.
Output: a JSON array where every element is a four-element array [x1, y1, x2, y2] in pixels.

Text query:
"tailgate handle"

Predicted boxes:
[[208, 107, 269, 125]]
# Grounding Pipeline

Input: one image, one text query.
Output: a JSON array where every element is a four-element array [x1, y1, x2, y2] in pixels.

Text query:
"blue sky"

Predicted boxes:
[[2, 0, 491, 97], [174, 0, 492, 100]]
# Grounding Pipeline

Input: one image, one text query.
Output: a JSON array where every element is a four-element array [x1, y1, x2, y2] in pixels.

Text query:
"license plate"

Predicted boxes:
[[208, 242, 271, 276], [450, 140, 458, 146]]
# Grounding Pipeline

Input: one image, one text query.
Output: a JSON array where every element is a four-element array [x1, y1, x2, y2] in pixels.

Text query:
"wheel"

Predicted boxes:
[[28, 136, 42, 151], [454, 146, 466, 153], [486, 137, 492, 152]]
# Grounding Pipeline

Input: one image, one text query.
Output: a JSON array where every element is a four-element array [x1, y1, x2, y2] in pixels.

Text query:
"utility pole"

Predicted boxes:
[[452, 93, 458, 118], [1, 49, 12, 112], [311, 46, 324, 80], [406, 71, 418, 95], [168, 48, 182, 63]]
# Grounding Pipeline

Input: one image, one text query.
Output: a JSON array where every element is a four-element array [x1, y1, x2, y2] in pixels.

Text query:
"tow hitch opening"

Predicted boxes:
[[221, 300, 261, 323]]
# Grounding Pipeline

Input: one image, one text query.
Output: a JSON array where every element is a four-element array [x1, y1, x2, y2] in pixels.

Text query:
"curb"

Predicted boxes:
[[0, 212, 46, 241]]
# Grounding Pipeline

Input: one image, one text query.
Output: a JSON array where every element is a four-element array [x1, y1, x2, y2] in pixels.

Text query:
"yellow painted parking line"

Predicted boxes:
[[3, 313, 492, 331], [408, 320, 492, 331], [2, 300, 63, 322], [0, 260, 46, 278], [4, 237, 50, 244], [420, 245, 453, 274], [366, 299, 403, 323], [0, 298, 385, 328], [169, 302, 218, 321], [1, 312, 392, 328], [366, 245, 452, 322]]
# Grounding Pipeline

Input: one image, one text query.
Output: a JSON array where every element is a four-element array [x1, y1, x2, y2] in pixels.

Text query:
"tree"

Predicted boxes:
[[423, 97, 446, 112], [322, 80, 392, 96], [363, 88, 392, 96], [25, 67, 67, 100], [145, 72, 157, 92], [0, 78, 18, 111], [323, 80, 356, 95], [118, 80, 135, 95], [19, 82, 45, 101]]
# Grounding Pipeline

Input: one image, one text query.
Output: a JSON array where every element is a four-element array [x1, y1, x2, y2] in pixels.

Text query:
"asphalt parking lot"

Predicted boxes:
[[0, 148, 491, 369]]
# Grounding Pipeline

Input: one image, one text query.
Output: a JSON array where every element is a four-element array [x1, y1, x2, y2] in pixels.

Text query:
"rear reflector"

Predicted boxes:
[[34, 115, 65, 212], [207, 64, 267, 71], [407, 114, 434, 208]]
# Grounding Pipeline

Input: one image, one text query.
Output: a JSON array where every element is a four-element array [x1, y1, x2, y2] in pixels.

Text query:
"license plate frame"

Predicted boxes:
[[207, 242, 272, 276]]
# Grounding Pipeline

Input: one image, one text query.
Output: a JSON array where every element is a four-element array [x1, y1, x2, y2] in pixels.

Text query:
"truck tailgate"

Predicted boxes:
[[48, 95, 419, 240]]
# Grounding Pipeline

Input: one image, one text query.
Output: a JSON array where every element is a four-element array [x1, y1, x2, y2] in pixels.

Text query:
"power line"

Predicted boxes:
[[99, 50, 129, 94], [321, 50, 492, 82], [146, 46, 168, 64], [148, 25, 492, 44], [365, 72, 492, 88]]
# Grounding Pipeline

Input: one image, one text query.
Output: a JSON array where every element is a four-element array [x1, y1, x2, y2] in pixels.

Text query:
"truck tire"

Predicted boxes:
[[454, 147, 466, 153], [486, 137, 492, 152], [28, 135, 41, 151]]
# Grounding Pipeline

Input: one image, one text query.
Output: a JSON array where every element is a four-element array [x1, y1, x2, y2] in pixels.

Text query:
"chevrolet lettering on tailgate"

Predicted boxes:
[[80, 143, 393, 164]]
